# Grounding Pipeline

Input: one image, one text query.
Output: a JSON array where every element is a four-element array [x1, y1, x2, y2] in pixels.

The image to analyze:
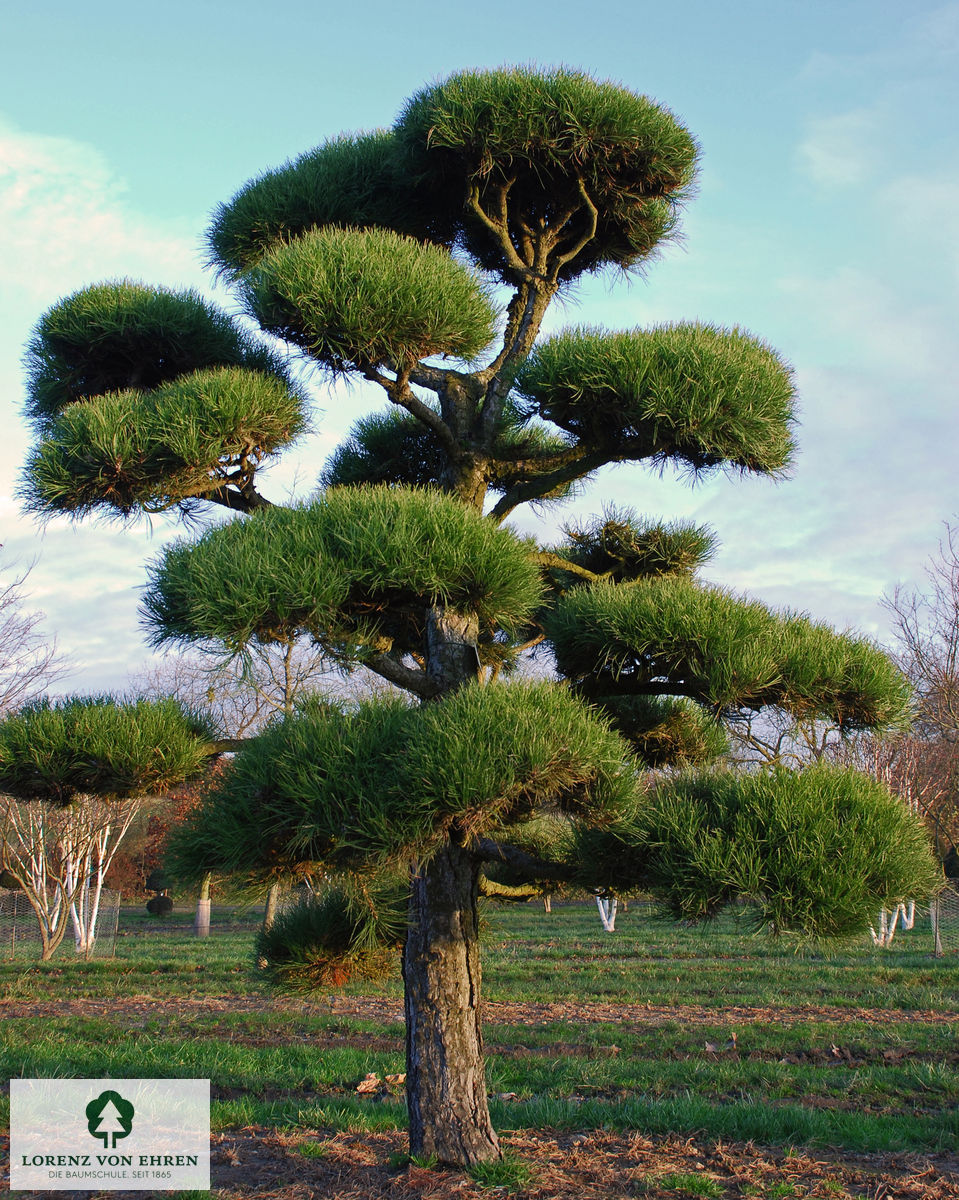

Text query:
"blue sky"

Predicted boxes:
[[1, 0, 957, 692]]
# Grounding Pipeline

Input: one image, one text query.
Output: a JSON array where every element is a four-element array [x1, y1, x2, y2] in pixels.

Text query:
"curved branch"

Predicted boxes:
[[549, 176, 599, 276], [477, 284, 558, 450], [533, 552, 607, 585], [207, 737, 249, 755], [363, 367, 461, 461], [204, 484, 274, 513], [407, 361, 454, 392], [489, 446, 615, 521], [467, 182, 528, 277], [479, 877, 548, 901], [471, 836, 576, 882], [476, 283, 532, 389], [361, 650, 440, 699]]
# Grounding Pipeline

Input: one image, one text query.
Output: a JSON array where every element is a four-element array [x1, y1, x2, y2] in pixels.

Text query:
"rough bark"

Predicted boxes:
[[402, 603, 501, 1164], [403, 839, 499, 1165], [425, 607, 480, 693]]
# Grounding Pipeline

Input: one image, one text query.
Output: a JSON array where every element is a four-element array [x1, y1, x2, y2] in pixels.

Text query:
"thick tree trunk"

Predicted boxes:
[[425, 607, 480, 689], [403, 838, 499, 1165], [401, 603, 499, 1165]]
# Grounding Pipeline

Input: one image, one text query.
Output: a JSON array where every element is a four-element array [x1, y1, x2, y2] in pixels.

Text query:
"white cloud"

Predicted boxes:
[[0, 120, 212, 693], [0, 119, 202, 308], [777, 267, 957, 376], [796, 108, 881, 188], [879, 172, 959, 290]]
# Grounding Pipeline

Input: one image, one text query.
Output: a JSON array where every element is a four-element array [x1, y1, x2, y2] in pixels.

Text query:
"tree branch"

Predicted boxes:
[[478, 877, 550, 901], [364, 367, 461, 462], [407, 361, 454, 392], [550, 176, 599, 276], [476, 285, 560, 454], [533, 552, 607, 585], [205, 484, 274, 513], [361, 650, 441, 699], [476, 283, 532, 389], [467, 182, 528, 278], [489, 446, 615, 521], [471, 836, 575, 881], [208, 738, 249, 755]]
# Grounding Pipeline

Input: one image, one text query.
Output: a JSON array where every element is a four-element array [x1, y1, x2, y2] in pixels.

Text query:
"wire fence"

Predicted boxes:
[[931, 883, 959, 957], [0, 887, 121, 960]]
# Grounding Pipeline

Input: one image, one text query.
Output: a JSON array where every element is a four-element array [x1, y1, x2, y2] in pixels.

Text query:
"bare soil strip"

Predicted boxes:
[[5, 994, 959, 1028], [5, 1128, 958, 1199]]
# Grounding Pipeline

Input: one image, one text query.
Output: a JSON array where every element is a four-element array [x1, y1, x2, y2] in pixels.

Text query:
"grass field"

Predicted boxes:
[[2, 900, 958, 1199]]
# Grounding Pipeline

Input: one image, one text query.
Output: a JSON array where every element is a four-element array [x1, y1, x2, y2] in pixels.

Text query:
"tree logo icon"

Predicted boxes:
[[85, 1089, 135, 1148]]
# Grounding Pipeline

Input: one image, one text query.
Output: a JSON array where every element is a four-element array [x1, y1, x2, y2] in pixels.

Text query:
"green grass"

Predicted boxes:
[[468, 1151, 535, 1193], [2, 900, 958, 1156], [651, 1173, 723, 1197]]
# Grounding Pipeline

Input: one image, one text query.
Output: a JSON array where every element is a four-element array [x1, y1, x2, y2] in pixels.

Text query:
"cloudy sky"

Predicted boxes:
[[1, 0, 956, 694]]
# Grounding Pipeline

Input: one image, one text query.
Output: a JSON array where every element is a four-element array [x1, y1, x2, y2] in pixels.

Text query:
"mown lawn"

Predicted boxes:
[[2, 900, 958, 1198]]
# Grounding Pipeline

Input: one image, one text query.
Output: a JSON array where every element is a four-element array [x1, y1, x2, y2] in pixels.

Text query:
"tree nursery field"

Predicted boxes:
[[5, 63, 949, 1189], [2, 901, 958, 1199]]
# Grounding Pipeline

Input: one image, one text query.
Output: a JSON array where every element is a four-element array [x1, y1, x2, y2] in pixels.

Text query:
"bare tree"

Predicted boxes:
[[0, 555, 67, 715], [881, 523, 959, 857], [725, 708, 845, 768], [133, 638, 343, 934], [0, 793, 142, 959], [824, 731, 959, 857], [885, 522, 959, 745], [134, 637, 348, 739]]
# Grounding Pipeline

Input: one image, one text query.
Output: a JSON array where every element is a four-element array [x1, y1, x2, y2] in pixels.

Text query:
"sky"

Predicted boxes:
[[0, 0, 956, 694]]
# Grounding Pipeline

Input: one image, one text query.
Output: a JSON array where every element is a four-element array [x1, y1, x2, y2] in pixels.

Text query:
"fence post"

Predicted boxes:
[[931, 892, 943, 959]]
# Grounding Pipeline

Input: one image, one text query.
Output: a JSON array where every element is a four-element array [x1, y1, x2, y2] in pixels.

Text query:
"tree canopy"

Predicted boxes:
[[14, 65, 936, 1168]]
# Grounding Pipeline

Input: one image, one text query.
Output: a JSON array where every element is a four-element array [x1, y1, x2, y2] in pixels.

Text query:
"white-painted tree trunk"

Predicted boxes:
[[869, 900, 917, 948], [66, 805, 139, 955], [596, 894, 618, 932], [194, 873, 212, 937]]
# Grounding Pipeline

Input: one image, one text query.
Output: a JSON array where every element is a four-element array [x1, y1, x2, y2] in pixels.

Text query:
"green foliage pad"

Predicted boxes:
[[634, 766, 942, 938], [169, 681, 638, 886], [549, 578, 911, 730], [255, 881, 407, 990], [240, 226, 498, 372], [23, 367, 309, 519], [207, 131, 455, 280], [516, 324, 797, 475], [396, 66, 697, 280], [24, 281, 286, 430], [0, 696, 212, 805], [143, 485, 543, 657]]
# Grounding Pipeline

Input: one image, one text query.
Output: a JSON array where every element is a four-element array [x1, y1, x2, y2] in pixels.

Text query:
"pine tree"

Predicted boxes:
[[18, 67, 938, 1166]]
